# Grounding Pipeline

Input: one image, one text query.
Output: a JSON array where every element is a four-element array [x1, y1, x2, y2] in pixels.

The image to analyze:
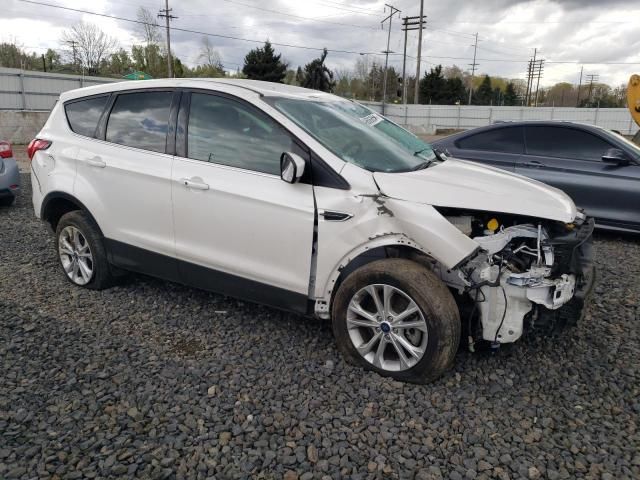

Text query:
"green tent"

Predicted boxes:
[[123, 71, 153, 80]]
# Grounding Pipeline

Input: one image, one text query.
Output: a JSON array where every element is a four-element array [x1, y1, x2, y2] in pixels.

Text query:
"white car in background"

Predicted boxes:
[[30, 79, 594, 383]]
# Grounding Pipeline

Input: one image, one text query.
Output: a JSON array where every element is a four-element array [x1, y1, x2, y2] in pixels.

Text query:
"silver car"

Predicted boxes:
[[0, 141, 20, 207]]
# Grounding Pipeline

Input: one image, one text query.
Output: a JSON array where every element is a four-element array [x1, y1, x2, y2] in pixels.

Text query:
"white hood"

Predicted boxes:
[[374, 158, 577, 223]]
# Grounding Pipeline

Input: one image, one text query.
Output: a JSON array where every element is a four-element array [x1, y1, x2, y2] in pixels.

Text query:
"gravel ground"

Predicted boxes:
[[1, 173, 639, 480]]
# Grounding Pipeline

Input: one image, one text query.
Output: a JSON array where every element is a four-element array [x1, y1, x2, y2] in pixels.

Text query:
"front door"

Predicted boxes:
[[171, 92, 315, 312]]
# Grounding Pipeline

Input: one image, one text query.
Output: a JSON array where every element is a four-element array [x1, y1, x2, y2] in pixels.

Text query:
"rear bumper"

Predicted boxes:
[[0, 187, 17, 199]]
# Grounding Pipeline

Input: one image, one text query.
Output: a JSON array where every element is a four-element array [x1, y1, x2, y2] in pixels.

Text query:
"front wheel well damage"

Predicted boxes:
[[326, 244, 433, 314]]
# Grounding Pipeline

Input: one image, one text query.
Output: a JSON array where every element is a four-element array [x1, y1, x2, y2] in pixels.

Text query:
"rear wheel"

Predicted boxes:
[[56, 211, 114, 290], [332, 259, 460, 384]]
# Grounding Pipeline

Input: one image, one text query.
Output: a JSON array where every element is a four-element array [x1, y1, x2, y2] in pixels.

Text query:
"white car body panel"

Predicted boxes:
[[172, 157, 315, 294], [374, 158, 577, 223]]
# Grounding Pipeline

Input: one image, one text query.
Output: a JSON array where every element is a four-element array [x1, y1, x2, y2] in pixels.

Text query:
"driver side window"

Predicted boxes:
[[187, 93, 294, 175]]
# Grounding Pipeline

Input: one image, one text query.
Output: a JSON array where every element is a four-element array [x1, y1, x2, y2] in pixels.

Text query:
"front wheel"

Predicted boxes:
[[332, 259, 461, 384]]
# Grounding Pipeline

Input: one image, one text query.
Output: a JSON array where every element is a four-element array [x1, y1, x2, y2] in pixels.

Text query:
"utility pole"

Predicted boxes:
[[381, 4, 400, 115], [158, 0, 177, 78], [467, 33, 479, 105], [401, 16, 426, 104], [533, 59, 545, 106], [576, 65, 584, 107], [525, 48, 536, 105], [66, 40, 78, 73], [586, 73, 599, 106], [413, 0, 425, 104]]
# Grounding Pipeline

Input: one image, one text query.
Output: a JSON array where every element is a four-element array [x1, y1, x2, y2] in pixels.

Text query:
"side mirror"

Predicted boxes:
[[602, 148, 630, 166], [280, 152, 306, 184]]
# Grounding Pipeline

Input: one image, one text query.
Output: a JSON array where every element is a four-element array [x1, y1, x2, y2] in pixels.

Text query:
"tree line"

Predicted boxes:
[[0, 9, 627, 108]]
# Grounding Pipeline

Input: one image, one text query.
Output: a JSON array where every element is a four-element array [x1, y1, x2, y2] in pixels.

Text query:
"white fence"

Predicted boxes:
[[362, 102, 639, 136], [0, 67, 120, 111]]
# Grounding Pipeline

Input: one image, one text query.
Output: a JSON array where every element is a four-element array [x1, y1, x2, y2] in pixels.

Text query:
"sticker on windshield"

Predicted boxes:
[[360, 113, 383, 127]]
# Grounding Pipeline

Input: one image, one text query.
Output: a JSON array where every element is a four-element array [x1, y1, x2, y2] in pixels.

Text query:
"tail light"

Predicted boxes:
[[0, 141, 12, 159], [27, 139, 51, 160]]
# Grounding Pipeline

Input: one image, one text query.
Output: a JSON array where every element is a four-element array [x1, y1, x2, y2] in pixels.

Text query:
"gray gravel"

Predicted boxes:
[[1, 173, 639, 480]]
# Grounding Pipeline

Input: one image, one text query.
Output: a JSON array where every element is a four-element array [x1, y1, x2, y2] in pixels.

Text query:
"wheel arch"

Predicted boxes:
[[315, 234, 434, 318], [41, 191, 103, 235]]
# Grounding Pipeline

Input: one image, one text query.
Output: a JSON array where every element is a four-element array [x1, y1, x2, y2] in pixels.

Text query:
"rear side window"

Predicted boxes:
[[456, 127, 524, 154], [106, 91, 173, 153], [525, 126, 612, 161], [65, 96, 109, 137]]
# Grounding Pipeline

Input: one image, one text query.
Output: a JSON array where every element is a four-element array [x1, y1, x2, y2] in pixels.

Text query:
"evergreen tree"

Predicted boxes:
[[419, 65, 447, 104], [504, 82, 518, 106], [301, 48, 335, 92], [242, 41, 287, 83], [445, 77, 467, 104], [474, 75, 493, 105], [295, 66, 304, 85]]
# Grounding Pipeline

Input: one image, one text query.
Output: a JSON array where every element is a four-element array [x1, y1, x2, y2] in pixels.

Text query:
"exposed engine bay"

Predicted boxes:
[[433, 210, 595, 348]]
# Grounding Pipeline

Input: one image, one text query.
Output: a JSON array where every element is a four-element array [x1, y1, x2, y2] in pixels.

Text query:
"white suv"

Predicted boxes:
[[31, 79, 594, 383]]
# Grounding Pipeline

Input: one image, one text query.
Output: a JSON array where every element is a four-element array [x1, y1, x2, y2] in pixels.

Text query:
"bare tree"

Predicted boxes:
[[136, 7, 161, 48], [61, 22, 117, 74], [199, 36, 223, 70]]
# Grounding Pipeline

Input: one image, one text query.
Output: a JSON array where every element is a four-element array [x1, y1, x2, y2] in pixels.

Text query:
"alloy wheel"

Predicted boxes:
[[58, 226, 94, 286], [346, 284, 428, 372]]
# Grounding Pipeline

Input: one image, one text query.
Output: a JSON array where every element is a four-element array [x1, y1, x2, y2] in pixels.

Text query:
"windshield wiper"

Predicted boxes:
[[414, 147, 431, 156], [411, 160, 432, 171]]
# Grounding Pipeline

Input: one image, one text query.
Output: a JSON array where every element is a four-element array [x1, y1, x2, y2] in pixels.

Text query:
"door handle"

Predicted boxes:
[[86, 157, 106, 168], [523, 160, 543, 168], [180, 178, 210, 190]]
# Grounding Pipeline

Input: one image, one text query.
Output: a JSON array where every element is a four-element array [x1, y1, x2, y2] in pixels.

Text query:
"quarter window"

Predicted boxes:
[[65, 95, 109, 137], [187, 93, 293, 175], [457, 127, 524, 154], [106, 91, 173, 153], [525, 126, 612, 161]]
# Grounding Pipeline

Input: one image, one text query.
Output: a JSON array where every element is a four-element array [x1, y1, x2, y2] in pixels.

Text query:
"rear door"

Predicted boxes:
[[445, 125, 524, 172], [74, 89, 178, 278], [518, 125, 640, 227]]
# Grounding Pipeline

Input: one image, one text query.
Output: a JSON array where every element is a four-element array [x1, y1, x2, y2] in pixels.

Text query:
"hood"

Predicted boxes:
[[373, 158, 577, 223]]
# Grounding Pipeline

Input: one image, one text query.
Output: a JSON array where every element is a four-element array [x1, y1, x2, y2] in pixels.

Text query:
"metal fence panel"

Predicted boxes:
[[360, 102, 639, 135], [0, 67, 119, 111]]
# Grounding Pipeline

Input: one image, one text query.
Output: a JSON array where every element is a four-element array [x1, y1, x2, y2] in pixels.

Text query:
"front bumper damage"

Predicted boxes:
[[438, 217, 595, 345]]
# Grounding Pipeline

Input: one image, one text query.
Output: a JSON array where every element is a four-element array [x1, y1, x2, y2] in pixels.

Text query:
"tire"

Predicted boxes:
[[0, 196, 16, 207], [55, 210, 115, 290], [332, 258, 461, 384]]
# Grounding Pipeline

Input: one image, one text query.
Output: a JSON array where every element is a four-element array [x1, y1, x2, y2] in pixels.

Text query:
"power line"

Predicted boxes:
[[218, 0, 379, 30]]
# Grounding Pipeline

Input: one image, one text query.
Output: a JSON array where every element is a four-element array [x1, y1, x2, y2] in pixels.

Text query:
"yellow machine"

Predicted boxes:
[[628, 74, 640, 144]]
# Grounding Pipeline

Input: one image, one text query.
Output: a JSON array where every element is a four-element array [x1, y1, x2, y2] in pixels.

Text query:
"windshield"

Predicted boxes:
[[266, 97, 436, 172]]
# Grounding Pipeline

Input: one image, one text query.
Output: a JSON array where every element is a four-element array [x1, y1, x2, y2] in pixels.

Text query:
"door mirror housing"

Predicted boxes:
[[602, 148, 630, 166], [280, 152, 306, 184]]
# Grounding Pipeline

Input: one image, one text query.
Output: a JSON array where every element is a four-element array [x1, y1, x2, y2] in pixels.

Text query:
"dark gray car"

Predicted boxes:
[[433, 121, 640, 232]]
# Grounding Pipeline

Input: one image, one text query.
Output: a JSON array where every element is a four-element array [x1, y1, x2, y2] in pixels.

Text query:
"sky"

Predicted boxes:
[[2, 0, 640, 87]]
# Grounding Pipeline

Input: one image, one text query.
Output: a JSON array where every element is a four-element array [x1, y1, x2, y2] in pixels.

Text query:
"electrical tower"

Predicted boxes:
[[380, 4, 401, 115], [158, 0, 178, 78], [401, 15, 426, 105], [467, 33, 479, 105]]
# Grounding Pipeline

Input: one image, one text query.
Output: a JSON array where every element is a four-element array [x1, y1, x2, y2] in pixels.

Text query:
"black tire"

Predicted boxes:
[[332, 258, 461, 384], [0, 196, 16, 207], [55, 210, 115, 290]]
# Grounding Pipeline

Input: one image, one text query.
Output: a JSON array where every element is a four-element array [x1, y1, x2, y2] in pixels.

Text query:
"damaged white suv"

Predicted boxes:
[[31, 79, 594, 383]]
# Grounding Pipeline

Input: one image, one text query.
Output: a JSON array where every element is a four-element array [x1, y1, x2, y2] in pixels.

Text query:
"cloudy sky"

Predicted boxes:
[[3, 0, 640, 87]]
